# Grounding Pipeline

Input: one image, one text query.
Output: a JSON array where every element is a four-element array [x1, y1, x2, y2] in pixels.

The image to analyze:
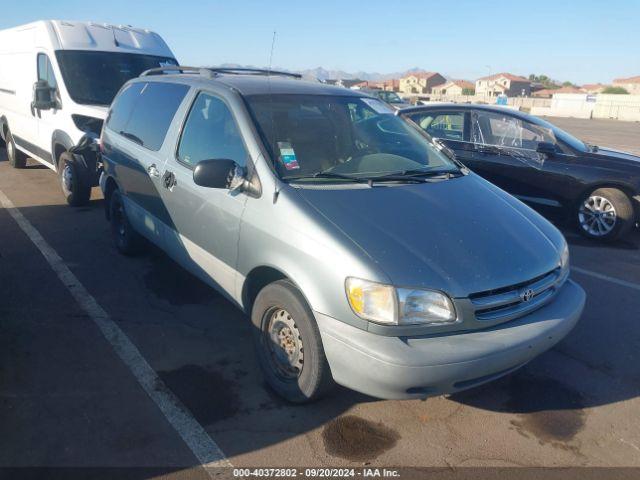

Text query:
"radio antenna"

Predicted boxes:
[[267, 30, 280, 203], [268, 30, 277, 72]]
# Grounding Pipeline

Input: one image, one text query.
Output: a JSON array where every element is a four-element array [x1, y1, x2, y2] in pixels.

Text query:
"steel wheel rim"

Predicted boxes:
[[578, 195, 617, 237], [264, 307, 304, 381], [61, 163, 73, 194]]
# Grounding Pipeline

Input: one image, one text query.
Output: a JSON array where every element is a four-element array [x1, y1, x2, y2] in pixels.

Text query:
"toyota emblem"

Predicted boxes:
[[520, 288, 535, 302]]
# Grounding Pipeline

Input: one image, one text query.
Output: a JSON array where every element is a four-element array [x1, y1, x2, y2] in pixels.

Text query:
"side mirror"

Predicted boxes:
[[536, 141, 557, 156], [193, 159, 246, 190], [32, 80, 57, 110]]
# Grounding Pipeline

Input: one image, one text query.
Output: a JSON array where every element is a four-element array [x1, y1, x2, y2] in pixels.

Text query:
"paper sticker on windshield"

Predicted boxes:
[[278, 142, 300, 170], [361, 98, 395, 114]]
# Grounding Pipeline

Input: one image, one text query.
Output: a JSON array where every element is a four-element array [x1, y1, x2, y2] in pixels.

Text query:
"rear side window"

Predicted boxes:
[[106, 83, 145, 135], [108, 82, 189, 151], [124, 82, 189, 151]]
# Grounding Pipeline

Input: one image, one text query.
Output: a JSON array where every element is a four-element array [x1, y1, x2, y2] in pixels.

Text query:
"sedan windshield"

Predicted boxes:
[[245, 94, 458, 181], [377, 91, 404, 104], [55, 50, 178, 106], [529, 116, 589, 152]]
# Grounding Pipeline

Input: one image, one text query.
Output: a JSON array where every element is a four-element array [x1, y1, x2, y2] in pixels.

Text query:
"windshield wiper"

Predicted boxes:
[[371, 169, 461, 180], [286, 171, 370, 183]]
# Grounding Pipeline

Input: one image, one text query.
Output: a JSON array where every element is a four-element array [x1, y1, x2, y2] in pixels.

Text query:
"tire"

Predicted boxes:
[[109, 189, 145, 255], [251, 280, 334, 403], [576, 187, 634, 241], [5, 127, 27, 168], [59, 152, 92, 206]]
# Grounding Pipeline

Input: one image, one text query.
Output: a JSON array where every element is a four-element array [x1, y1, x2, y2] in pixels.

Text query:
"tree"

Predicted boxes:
[[462, 88, 475, 95], [602, 86, 629, 94]]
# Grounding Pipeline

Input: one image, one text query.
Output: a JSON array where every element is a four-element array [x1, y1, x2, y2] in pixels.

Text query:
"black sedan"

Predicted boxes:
[[398, 104, 640, 241]]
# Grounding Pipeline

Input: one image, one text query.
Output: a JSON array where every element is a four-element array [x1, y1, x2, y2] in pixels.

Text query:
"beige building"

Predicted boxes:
[[613, 76, 640, 94], [369, 79, 400, 91], [475, 72, 531, 97], [432, 80, 475, 96], [399, 72, 446, 94]]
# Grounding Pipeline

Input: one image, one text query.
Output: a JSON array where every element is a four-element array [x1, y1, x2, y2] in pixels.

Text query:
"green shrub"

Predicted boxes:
[[602, 86, 629, 94]]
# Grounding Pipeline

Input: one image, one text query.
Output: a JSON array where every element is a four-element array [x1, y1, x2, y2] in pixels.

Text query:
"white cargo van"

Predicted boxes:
[[0, 20, 177, 205]]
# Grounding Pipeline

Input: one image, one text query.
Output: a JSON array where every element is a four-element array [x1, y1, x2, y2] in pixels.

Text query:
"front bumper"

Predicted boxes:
[[316, 279, 585, 400]]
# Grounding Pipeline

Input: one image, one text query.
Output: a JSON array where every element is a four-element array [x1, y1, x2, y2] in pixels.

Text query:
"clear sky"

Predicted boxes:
[[2, 0, 639, 84]]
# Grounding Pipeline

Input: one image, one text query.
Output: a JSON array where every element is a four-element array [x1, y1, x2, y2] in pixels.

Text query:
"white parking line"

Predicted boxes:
[[572, 266, 640, 292], [0, 189, 230, 472]]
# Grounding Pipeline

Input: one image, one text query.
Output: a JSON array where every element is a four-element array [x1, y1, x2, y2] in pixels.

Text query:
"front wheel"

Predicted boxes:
[[5, 127, 27, 168], [251, 280, 334, 403], [576, 187, 634, 241], [59, 152, 91, 206]]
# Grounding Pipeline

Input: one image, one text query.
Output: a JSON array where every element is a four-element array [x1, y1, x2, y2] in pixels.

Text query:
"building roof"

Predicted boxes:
[[477, 72, 531, 83], [613, 75, 640, 84], [581, 83, 606, 90], [451, 80, 475, 89], [403, 71, 442, 80]]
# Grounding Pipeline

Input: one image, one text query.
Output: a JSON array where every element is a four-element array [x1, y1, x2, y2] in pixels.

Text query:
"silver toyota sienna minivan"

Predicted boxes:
[[100, 67, 586, 403]]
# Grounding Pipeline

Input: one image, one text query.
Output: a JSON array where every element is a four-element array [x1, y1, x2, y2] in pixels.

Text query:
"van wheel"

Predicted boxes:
[[576, 188, 634, 241], [251, 280, 334, 403], [59, 152, 91, 206], [109, 189, 144, 255], [5, 127, 27, 168]]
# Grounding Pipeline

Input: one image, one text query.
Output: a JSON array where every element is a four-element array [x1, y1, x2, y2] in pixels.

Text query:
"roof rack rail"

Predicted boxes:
[[139, 66, 302, 79], [207, 68, 302, 79], [140, 66, 209, 77]]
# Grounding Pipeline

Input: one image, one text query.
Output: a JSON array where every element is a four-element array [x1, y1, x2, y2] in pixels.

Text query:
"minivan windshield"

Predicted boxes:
[[55, 50, 178, 106], [245, 94, 459, 182]]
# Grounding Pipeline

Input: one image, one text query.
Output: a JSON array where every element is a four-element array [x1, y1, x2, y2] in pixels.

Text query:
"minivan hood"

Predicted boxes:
[[295, 174, 562, 297]]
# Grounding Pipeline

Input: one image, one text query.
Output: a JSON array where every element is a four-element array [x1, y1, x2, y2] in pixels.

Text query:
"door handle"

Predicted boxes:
[[147, 164, 160, 177]]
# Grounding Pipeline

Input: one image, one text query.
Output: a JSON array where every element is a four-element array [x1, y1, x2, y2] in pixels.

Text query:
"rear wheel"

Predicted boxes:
[[59, 152, 92, 206], [5, 127, 27, 168], [576, 187, 634, 241], [251, 280, 334, 403], [109, 189, 145, 255]]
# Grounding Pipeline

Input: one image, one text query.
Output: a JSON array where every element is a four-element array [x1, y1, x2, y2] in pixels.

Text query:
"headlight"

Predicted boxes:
[[345, 278, 396, 324], [397, 288, 456, 325], [560, 242, 570, 272], [345, 277, 456, 326]]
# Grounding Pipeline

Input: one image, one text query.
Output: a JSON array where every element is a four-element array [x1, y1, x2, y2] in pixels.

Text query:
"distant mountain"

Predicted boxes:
[[208, 64, 446, 81]]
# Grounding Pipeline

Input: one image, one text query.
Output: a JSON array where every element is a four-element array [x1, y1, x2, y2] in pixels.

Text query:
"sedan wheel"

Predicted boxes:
[[576, 188, 634, 241], [578, 195, 617, 237]]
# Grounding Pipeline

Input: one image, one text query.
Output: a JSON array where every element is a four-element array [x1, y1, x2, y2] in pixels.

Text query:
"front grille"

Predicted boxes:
[[469, 267, 566, 323]]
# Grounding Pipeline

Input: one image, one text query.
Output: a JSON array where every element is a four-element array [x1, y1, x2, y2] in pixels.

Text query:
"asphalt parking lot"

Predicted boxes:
[[1, 118, 639, 477]]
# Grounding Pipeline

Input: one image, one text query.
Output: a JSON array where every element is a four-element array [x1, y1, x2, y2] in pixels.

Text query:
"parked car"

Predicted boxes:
[[398, 104, 640, 241], [359, 88, 411, 109], [0, 20, 177, 205], [100, 67, 585, 402]]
